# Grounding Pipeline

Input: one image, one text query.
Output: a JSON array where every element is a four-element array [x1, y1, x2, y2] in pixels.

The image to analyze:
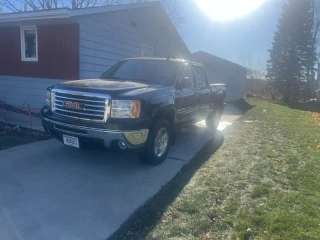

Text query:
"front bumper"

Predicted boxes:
[[42, 117, 149, 150]]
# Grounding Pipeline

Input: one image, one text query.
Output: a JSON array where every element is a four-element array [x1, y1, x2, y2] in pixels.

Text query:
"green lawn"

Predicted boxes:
[[110, 100, 320, 240]]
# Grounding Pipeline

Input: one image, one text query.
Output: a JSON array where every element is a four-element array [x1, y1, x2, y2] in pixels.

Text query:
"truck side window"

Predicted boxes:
[[192, 66, 207, 88], [179, 65, 194, 88]]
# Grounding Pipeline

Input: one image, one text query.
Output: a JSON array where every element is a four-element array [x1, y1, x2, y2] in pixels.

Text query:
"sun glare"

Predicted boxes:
[[196, 0, 265, 21]]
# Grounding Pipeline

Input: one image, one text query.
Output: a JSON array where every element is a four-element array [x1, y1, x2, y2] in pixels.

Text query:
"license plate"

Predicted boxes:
[[63, 135, 79, 148]]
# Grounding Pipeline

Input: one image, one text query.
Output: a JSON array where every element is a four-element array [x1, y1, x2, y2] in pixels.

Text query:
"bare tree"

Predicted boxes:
[[0, 0, 105, 11], [0, 0, 185, 26], [159, 0, 185, 26], [239, 51, 266, 79]]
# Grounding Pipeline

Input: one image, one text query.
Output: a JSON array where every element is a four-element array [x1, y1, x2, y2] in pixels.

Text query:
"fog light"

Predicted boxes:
[[118, 141, 127, 150]]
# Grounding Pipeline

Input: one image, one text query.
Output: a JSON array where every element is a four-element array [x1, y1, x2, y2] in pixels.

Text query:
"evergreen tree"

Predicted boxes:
[[267, 0, 317, 101]]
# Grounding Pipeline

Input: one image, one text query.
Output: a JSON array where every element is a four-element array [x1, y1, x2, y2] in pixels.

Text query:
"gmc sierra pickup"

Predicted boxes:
[[41, 58, 226, 165]]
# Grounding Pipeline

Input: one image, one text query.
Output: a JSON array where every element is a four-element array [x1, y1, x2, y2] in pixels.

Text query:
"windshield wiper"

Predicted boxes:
[[123, 78, 149, 83], [100, 76, 121, 80]]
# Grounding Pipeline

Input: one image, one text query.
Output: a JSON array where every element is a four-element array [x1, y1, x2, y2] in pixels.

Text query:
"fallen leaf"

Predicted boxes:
[[272, 149, 276, 153], [247, 228, 252, 232], [225, 183, 230, 187], [264, 230, 268, 234], [205, 232, 214, 238], [317, 145, 320, 149]]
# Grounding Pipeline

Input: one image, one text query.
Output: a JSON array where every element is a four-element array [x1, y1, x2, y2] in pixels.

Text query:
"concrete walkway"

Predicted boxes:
[[0, 104, 242, 240]]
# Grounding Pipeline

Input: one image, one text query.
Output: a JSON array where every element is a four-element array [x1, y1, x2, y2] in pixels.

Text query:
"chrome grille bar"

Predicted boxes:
[[55, 95, 105, 103], [54, 103, 105, 113], [54, 100, 105, 109], [54, 107, 105, 117], [51, 89, 111, 122]]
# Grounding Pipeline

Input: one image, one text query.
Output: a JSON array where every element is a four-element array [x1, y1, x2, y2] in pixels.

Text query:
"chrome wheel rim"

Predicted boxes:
[[154, 127, 169, 157]]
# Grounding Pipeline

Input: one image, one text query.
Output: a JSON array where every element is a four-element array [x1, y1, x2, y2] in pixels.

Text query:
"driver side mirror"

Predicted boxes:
[[177, 77, 192, 89]]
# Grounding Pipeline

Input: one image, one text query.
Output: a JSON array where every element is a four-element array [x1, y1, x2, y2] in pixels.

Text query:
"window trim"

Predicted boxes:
[[20, 25, 38, 62], [141, 44, 154, 57]]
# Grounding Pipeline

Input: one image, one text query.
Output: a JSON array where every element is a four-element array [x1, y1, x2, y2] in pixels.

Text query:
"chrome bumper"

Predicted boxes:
[[41, 117, 149, 149]]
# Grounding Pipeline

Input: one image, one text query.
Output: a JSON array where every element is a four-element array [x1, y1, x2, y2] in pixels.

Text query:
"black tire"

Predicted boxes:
[[206, 108, 222, 131], [140, 119, 172, 165]]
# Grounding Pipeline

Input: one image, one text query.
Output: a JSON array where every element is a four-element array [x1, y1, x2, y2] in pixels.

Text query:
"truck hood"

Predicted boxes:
[[55, 79, 166, 97]]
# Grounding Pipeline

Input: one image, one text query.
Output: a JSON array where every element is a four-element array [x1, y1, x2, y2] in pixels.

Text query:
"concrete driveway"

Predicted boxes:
[[0, 104, 242, 240]]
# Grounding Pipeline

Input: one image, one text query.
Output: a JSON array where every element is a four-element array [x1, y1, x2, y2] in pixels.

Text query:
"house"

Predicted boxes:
[[192, 51, 246, 102], [0, 2, 190, 109]]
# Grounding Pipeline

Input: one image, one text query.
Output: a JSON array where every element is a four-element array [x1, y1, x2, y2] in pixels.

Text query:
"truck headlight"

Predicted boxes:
[[111, 100, 141, 118], [46, 90, 51, 107]]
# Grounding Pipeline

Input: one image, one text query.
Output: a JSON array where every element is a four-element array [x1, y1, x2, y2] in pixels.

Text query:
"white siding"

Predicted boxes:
[[74, 9, 188, 79], [0, 75, 65, 109]]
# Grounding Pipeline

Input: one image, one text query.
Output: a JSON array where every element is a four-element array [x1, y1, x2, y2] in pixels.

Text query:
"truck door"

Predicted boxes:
[[192, 65, 211, 121], [175, 65, 197, 123]]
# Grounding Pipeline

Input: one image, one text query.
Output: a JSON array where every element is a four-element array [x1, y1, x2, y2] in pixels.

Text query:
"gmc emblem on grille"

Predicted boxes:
[[62, 101, 82, 110]]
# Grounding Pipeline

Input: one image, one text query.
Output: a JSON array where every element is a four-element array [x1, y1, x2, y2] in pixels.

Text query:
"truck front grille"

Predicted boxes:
[[51, 90, 111, 122]]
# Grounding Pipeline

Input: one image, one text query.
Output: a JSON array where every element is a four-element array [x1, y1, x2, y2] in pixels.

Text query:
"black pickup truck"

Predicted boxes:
[[41, 58, 226, 165]]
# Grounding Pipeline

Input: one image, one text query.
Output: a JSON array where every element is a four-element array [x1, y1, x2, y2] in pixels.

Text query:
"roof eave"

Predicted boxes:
[[70, 1, 161, 17], [0, 2, 160, 23], [193, 51, 246, 71], [0, 9, 70, 23]]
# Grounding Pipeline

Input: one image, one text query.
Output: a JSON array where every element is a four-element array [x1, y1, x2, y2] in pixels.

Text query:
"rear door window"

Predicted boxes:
[[192, 66, 207, 88]]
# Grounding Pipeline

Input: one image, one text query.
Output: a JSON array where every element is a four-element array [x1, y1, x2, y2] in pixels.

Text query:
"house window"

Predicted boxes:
[[20, 26, 38, 61], [141, 44, 154, 57]]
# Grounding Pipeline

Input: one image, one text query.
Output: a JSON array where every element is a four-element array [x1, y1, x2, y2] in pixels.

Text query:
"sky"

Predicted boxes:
[[178, 0, 285, 67]]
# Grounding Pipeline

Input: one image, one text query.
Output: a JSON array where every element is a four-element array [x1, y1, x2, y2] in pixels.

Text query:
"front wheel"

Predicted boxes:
[[206, 109, 222, 131], [140, 119, 171, 165]]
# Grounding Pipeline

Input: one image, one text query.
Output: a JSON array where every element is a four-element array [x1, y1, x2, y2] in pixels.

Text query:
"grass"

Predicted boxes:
[[0, 124, 50, 150], [109, 99, 320, 240]]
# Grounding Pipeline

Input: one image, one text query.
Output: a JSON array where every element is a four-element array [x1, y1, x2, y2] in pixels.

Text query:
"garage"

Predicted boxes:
[[192, 51, 247, 102]]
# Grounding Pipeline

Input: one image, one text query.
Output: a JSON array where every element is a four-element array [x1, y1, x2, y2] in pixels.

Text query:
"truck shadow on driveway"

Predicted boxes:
[[107, 131, 225, 240]]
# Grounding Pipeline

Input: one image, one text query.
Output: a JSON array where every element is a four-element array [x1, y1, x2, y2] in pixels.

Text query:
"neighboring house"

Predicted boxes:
[[192, 51, 246, 102], [0, 2, 190, 109]]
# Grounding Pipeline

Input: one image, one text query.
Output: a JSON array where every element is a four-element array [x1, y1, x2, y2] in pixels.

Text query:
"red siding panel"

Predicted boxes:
[[0, 23, 79, 80]]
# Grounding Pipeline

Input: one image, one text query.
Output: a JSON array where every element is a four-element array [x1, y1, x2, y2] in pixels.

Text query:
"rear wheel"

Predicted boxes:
[[206, 109, 222, 131], [140, 119, 171, 165]]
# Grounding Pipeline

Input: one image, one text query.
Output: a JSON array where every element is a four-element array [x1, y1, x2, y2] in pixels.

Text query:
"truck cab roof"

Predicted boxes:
[[123, 57, 204, 67]]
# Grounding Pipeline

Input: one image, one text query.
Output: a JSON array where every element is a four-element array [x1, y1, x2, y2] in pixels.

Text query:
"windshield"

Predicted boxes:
[[100, 60, 183, 85]]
